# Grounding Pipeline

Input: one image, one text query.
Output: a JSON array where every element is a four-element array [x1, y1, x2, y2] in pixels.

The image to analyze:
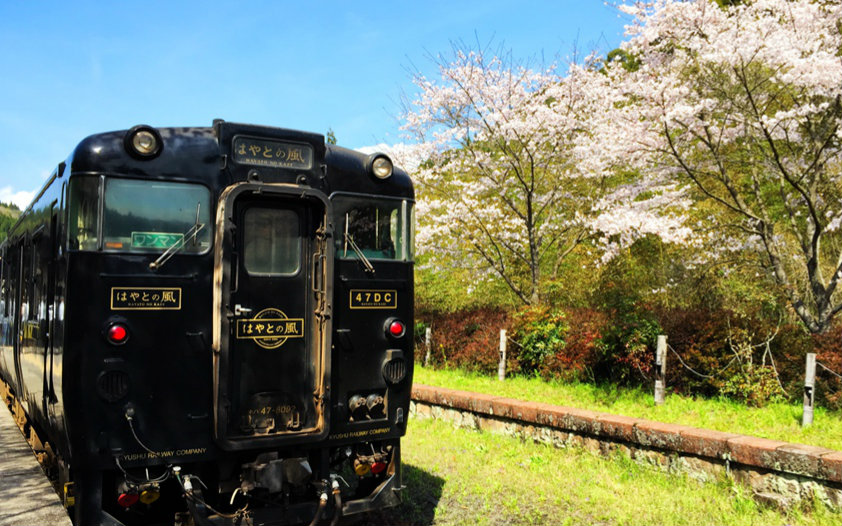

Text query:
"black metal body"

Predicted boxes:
[[0, 121, 414, 525]]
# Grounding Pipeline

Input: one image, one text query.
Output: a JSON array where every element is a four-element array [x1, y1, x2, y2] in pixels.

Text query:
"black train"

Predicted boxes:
[[0, 121, 414, 525]]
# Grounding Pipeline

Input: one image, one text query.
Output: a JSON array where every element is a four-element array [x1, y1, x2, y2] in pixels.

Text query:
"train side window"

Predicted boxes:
[[30, 242, 40, 321], [20, 240, 31, 321], [332, 196, 414, 261], [3, 245, 16, 319], [67, 176, 101, 251], [0, 249, 6, 317], [243, 208, 300, 275]]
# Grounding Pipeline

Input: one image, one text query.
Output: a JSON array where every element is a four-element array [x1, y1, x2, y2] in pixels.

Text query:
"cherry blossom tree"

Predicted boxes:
[[588, 0, 842, 333], [400, 47, 613, 305]]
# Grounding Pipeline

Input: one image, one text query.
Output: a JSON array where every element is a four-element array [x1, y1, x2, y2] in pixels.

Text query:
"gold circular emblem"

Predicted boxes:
[[249, 308, 296, 349]]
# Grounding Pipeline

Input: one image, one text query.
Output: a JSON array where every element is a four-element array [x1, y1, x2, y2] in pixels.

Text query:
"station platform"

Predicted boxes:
[[0, 403, 71, 526]]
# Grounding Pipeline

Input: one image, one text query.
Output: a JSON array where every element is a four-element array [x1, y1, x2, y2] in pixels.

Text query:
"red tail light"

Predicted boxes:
[[107, 324, 128, 345], [117, 491, 138, 507], [387, 320, 405, 338]]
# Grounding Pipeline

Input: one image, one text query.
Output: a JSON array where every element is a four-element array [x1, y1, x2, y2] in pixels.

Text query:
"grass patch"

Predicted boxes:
[[365, 418, 842, 525], [413, 366, 842, 450]]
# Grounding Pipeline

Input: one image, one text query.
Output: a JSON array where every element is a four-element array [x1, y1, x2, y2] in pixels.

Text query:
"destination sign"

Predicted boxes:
[[131, 232, 183, 249], [232, 137, 313, 170]]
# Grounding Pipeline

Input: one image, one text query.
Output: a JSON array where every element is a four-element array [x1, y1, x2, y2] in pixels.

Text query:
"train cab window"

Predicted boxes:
[[243, 208, 301, 275], [102, 179, 212, 254], [67, 176, 101, 250], [332, 195, 414, 261]]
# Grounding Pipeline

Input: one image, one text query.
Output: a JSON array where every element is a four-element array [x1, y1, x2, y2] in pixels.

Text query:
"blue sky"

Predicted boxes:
[[0, 1, 629, 209]]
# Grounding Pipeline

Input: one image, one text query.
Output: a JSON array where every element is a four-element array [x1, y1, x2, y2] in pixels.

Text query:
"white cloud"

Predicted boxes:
[[0, 186, 37, 210], [356, 144, 390, 155], [357, 142, 425, 172]]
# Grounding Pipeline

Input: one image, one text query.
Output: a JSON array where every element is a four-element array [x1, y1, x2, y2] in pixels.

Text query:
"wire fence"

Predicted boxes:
[[817, 361, 842, 381], [663, 344, 842, 388], [417, 326, 842, 426]]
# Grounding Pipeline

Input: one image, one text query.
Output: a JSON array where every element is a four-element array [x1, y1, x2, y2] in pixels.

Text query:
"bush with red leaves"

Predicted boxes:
[[416, 307, 509, 374]]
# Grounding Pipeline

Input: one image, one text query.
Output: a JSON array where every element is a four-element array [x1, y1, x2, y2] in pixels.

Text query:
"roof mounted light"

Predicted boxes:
[[369, 154, 393, 180], [124, 125, 163, 160]]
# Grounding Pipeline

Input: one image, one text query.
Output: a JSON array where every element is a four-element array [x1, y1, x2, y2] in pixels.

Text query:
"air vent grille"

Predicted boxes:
[[382, 357, 407, 384], [97, 371, 130, 402]]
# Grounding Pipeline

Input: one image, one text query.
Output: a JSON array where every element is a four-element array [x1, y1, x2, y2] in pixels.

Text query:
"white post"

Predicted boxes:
[[498, 329, 507, 381], [654, 335, 667, 405], [424, 327, 432, 367], [803, 353, 816, 427]]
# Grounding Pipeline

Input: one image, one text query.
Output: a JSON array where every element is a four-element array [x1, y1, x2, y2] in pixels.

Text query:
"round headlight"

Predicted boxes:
[[371, 155, 393, 179], [132, 131, 158, 155], [124, 125, 163, 159]]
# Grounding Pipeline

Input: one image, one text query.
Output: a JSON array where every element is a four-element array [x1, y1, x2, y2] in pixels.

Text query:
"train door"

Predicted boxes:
[[42, 204, 58, 410], [11, 239, 25, 400], [213, 183, 332, 449], [0, 245, 12, 384]]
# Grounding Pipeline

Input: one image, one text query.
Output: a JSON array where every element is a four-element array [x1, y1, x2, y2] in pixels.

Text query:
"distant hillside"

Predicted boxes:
[[0, 202, 21, 241]]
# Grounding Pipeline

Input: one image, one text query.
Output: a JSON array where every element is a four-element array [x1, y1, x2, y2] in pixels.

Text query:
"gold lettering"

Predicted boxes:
[[287, 148, 304, 163]]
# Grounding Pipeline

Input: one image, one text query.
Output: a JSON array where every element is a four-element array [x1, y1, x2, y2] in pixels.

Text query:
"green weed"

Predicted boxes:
[[366, 418, 842, 525], [415, 366, 842, 450]]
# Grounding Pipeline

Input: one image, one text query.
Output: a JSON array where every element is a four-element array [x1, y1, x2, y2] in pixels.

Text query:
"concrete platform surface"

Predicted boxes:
[[0, 404, 72, 526]]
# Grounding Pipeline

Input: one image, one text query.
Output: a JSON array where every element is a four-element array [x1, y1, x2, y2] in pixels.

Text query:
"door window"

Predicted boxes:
[[243, 208, 301, 275]]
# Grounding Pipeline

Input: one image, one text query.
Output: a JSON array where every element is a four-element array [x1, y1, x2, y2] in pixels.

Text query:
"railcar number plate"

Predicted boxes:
[[349, 289, 397, 309], [232, 136, 313, 170]]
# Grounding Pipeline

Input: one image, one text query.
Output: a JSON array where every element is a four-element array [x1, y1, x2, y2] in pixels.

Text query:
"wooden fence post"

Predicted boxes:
[[803, 352, 816, 427], [498, 329, 507, 381], [424, 327, 432, 367], [654, 335, 667, 405]]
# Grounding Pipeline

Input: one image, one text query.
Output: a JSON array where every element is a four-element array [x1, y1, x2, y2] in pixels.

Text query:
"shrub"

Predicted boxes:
[[510, 306, 568, 375], [417, 307, 509, 374], [542, 308, 610, 381], [654, 308, 737, 396], [719, 365, 785, 407], [597, 308, 662, 385], [811, 322, 842, 410]]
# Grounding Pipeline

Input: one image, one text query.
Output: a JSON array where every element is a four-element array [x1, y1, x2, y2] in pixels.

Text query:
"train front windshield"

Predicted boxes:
[[67, 176, 212, 253], [332, 195, 414, 262]]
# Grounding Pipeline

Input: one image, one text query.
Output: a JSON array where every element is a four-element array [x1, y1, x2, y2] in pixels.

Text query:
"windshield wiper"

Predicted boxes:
[[149, 203, 205, 270], [343, 213, 374, 274]]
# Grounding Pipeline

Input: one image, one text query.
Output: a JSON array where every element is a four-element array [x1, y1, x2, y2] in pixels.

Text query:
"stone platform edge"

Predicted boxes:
[[411, 383, 842, 487]]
